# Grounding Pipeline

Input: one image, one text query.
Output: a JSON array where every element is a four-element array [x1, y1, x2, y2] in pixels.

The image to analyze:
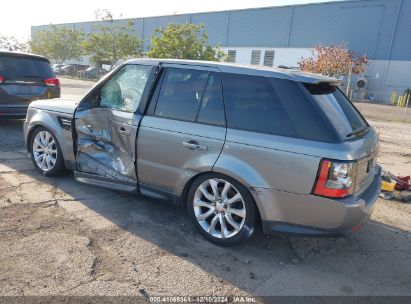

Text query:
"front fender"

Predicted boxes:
[[24, 108, 75, 163]]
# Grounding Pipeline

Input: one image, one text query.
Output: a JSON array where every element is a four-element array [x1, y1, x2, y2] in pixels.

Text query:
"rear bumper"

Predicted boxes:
[[0, 106, 28, 118], [258, 165, 382, 236], [0, 86, 60, 119]]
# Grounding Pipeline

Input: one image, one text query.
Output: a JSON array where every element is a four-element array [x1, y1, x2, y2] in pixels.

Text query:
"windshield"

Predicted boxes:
[[304, 84, 368, 137], [0, 55, 54, 79]]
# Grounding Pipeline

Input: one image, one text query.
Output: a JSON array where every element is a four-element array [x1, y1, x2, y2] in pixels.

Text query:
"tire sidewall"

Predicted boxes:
[[188, 173, 257, 247], [30, 127, 65, 176]]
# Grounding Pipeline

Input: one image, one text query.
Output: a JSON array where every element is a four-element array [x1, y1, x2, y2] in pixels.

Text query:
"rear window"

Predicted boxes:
[[0, 55, 54, 79], [222, 73, 337, 142], [304, 84, 368, 137]]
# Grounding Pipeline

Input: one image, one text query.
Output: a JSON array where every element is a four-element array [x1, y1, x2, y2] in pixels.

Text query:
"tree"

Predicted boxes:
[[29, 25, 84, 64], [83, 9, 142, 69], [147, 23, 226, 62], [0, 35, 29, 52], [298, 44, 368, 78]]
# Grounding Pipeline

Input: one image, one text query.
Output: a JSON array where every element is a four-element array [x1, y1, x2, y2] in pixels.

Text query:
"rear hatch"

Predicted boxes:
[[0, 53, 58, 106], [305, 83, 378, 194]]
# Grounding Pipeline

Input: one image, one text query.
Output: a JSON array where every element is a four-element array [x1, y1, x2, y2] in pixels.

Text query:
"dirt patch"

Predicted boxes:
[[371, 119, 411, 174], [0, 203, 96, 295]]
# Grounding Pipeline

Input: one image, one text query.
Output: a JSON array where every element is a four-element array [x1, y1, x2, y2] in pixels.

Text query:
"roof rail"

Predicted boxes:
[[277, 65, 290, 69]]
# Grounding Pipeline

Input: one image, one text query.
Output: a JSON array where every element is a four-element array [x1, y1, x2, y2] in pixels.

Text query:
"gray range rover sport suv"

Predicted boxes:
[[24, 59, 381, 246]]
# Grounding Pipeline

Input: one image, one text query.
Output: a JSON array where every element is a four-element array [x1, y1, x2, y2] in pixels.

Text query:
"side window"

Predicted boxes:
[[197, 73, 225, 126], [100, 64, 152, 113], [154, 68, 209, 121], [222, 73, 297, 137]]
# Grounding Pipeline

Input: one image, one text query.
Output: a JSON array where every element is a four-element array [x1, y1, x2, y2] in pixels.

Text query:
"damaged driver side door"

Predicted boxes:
[[73, 63, 155, 190]]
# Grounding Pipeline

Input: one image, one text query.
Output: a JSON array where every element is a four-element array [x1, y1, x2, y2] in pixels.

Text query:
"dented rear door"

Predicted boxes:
[[74, 63, 156, 184]]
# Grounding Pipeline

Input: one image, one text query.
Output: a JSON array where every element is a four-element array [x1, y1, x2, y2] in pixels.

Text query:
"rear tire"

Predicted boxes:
[[30, 126, 66, 176], [188, 173, 257, 246]]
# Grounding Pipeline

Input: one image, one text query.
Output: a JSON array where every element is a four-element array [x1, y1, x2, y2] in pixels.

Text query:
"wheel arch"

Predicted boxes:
[[26, 111, 75, 164], [180, 170, 262, 229], [180, 171, 211, 208], [26, 124, 43, 152], [28, 124, 68, 176], [27, 122, 60, 152]]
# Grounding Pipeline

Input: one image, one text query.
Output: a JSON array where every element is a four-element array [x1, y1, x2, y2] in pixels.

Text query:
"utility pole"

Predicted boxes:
[[346, 61, 352, 96], [403, 92, 410, 122]]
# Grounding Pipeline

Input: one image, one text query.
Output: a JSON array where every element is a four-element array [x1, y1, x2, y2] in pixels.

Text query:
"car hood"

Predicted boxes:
[[29, 96, 80, 115]]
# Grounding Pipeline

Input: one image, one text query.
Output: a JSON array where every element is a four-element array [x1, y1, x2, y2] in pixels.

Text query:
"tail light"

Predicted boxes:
[[313, 159, 357, 198], [44, 78, 60, 87], [0, 75, 4, 83]]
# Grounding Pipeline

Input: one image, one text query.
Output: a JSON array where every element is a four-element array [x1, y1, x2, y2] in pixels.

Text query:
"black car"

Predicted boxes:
[[0, 51, 60, 118], [59, 64, 89, 77], [83, 67, 108, 79]]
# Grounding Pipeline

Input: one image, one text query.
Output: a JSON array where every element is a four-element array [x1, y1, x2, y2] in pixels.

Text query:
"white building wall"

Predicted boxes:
[[361, 60, 411, 102], [220, 47, 313, 67]]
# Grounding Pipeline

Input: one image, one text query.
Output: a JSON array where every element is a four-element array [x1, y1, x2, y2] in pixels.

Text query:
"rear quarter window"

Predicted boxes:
[[272, 80, 337, 142], [222, 73, 338, 142], [222, 73, 297, 138], [304, 84, 368, 138], [0, 55, 54, 79]]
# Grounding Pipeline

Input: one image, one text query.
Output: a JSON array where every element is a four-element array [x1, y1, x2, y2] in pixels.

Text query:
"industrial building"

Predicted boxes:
[[32, 0, 411, 103]]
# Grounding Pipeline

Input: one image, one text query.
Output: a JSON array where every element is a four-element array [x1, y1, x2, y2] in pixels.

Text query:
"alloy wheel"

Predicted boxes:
[[32, 131, 57, 172], [193, 178, 246, 239]]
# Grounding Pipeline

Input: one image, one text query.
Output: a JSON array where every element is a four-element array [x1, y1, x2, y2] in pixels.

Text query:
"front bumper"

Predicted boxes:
[[257, 165, 382, 236]]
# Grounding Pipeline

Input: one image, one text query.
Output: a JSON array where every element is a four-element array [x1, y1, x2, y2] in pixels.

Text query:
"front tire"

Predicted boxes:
[[188, 173, 257, 246], [30, 127, 66, 176]]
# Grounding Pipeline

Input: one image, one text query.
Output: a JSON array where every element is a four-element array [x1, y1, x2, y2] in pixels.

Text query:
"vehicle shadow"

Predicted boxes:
[[1, 120, 410, 297]]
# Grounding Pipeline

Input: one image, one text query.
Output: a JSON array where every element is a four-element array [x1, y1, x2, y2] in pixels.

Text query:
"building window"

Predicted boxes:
[[250, 50, 261, 65], [263, 50, 275, 67], [227, 50, 236, 63]]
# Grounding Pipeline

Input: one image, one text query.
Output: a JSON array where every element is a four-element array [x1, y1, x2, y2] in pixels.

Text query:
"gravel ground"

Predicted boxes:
[[0, 81, 410, 299], [355, 102, 411, 123]]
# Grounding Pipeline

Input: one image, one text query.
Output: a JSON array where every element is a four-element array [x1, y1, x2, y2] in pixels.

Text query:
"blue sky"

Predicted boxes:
[[1, 0, 345, 39]]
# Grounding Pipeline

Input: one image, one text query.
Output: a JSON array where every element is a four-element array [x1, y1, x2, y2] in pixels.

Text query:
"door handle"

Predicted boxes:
[[182, 140, 208, 151], [119, 127, 130, 136]]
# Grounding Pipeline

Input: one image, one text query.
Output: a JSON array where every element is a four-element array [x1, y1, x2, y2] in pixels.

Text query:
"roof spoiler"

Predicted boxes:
[[0, 50, 50, 63], [315, 79, 342, 86]]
